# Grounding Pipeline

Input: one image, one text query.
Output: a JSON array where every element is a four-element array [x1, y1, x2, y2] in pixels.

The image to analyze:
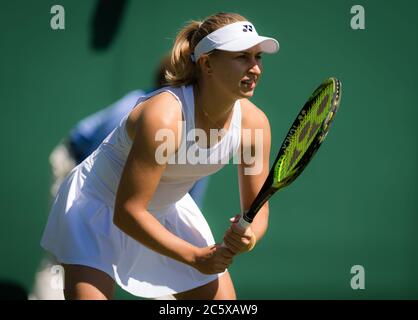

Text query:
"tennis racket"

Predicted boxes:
[[236, 77, 342, 230]]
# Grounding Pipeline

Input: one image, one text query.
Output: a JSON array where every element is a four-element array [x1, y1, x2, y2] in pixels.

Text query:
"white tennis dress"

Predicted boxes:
[[41, 85, 241, 298]]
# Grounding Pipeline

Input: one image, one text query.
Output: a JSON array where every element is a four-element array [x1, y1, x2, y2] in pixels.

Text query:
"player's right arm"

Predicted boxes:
[[114, 92, 233, 275]]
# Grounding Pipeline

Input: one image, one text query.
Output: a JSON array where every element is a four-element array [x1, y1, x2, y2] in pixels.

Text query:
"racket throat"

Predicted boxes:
[[244, 187, 278, 223]]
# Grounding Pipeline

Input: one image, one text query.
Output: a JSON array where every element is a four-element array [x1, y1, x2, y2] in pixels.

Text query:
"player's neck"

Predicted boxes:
[[193, 81, 235, 128]]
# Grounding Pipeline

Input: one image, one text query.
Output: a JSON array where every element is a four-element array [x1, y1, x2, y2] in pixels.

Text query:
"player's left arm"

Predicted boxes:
[[223, 99, 271, 253]]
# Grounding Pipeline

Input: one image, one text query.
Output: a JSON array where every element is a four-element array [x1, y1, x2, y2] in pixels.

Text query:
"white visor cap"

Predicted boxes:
[[192, 21, 279, 62]]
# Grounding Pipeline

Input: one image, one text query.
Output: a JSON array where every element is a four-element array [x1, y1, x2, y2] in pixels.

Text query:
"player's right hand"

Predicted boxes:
[[191, 245, 234, 275]]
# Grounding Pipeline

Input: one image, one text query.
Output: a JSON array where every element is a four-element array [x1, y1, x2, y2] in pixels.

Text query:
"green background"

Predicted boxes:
[[0, 0, 417, 299]]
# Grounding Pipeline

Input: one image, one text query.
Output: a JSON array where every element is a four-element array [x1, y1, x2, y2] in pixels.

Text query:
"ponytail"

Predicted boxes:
[[165, 20, 201, 86]]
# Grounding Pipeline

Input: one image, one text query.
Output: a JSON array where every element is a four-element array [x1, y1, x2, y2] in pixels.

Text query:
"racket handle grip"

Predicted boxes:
[[237, 216, 251, 229], [220, 214, 251, 248]]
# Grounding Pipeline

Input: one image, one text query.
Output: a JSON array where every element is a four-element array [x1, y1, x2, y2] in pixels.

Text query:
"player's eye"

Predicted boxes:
[[235, 54, 247, 60]]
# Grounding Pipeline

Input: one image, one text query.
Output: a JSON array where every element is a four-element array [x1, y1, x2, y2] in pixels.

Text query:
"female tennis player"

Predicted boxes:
[[41, 12, 279, 300]]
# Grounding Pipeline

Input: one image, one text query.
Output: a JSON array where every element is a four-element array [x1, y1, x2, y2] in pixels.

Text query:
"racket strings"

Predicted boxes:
[[279, 84, 334, 180]]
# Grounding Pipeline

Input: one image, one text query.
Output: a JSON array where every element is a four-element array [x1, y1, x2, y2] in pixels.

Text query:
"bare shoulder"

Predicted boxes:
[[127, 91, 183, 140], [131, 91, 182, 127], [240, 98, 270, 131]]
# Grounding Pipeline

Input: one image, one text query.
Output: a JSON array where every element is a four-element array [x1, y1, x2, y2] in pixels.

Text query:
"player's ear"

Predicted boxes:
[[199, 55, 213, 75]]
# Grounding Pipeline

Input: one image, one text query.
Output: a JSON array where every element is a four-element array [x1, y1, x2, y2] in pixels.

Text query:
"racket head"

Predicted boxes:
[[242, 77, 342, 224], [272, 77, 342, 189]]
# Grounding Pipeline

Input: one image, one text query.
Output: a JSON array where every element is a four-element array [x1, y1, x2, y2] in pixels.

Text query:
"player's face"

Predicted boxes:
[[207, 45, 263, 99]]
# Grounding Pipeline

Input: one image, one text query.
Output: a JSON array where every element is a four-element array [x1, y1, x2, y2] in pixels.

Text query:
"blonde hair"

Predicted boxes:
[[165, 12, 247, 86]]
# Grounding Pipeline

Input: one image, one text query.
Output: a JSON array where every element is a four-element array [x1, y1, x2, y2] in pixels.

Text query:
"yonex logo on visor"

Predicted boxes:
[[191, 21, 279, 63], [242, 25, 253, 32]]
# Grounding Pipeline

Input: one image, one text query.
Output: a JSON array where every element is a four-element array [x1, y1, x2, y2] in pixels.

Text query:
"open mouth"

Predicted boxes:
[[241, 79, 256, 89]]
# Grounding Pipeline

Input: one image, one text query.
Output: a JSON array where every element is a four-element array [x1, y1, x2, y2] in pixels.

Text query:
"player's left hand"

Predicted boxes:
[[223, 214, 257, 255]]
